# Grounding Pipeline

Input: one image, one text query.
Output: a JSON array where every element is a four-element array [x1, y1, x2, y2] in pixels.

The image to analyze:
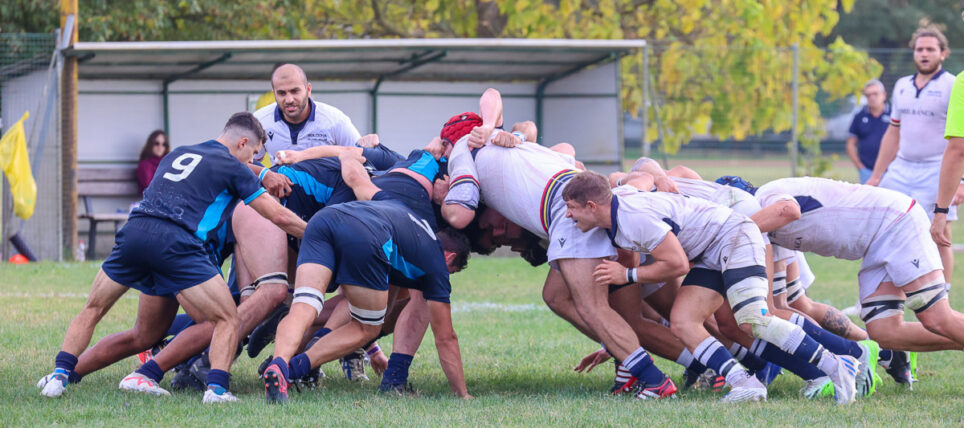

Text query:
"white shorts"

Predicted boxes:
[[693, 216, 767, 287], [857, 202, 944, 300], [545, 195, 617, 263], [880, 156, 957, 221], [771, 244, 796, 263], [795, 252, 815, 290], [726, 191, 770, 245]]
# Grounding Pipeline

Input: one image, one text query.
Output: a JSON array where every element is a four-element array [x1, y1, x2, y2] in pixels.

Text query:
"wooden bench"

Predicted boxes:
[[78, 167, 139, 260]]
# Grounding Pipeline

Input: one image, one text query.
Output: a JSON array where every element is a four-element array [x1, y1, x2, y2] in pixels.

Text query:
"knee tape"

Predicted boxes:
[[348, 303, 386, 326], [727, 278, 770, 326], [292, 287, 325, 316], [772, 272, 787, 296], [906, 281, 949, 314], [860, 295, 905, 324], [785, 278, 805, 304], [240, 284, 257, 298], [752, 316, 801, 351]]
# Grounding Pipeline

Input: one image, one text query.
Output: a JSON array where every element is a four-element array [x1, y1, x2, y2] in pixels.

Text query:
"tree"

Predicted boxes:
[[3, 0, 881, 168]]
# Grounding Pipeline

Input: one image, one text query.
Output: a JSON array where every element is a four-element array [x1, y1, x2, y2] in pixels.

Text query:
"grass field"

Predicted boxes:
[[3, 255, 964, 426]]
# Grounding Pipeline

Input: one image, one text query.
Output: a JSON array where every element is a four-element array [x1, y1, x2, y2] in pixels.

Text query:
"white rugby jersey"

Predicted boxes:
[[445, 138, 579, 239], [254, 99, 361, 164], [670, 177, 758, 210], [891, 70, 955, 162], [609, 185, 733, 259], [755, 177, 915, 260]]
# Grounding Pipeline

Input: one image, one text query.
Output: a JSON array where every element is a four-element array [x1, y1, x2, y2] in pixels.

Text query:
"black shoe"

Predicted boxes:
[[885, 350, 915, 386], [170, 365, 205, 392], [247, 305, 289, 358], [257, 355, 273, 377], [263, 364, 290, 404], [294, 366, 325, 390], [188, 353, 211, 387]]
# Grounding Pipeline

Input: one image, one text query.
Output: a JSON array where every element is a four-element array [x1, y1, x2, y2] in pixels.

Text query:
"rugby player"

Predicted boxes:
[[733, 176, 964, 385], [563, 171, 862, 404], [37, 113, 307, 403], [261, 150, 471, 403], [868, 26, 956, 282]]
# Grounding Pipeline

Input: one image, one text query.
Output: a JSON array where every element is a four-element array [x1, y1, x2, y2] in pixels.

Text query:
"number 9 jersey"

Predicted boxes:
[[132, 140, 266, 254]]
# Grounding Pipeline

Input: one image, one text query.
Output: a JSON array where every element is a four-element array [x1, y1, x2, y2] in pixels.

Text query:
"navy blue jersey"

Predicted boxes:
[[273, 158, 353, 220], [376, 149, 448, 182], [325, 193, 452, 303], [132, 140, 265, 257], [371, 172, 438, 231], [362, 144, 406, 171], [848, 104, 891, 168]]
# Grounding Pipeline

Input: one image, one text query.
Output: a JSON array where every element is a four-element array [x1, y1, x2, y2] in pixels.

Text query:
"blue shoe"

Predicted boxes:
[[754, 362, 782, 386]]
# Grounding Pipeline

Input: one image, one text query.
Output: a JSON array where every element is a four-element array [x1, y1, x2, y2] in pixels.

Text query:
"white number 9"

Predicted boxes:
[[163, 153, 202, 182]]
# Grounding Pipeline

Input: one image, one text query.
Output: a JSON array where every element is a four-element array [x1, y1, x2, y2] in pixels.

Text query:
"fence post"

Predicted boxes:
[[790, 43, 799, 177], [641, 44, 649, 159], [61, 0, 78, 260]]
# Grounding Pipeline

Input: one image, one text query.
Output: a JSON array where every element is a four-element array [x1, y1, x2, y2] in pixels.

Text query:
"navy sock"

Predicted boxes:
[[136, 360, 165, 383], [381, 353, 414, 386], [288, 353, 311, 380], [269, 356, 291, 381], [729, 343, 768, 372], [792, 314, 862, 358], [68, 371, 83, 384], [751, 339, 823, 381], [624, 347, 665, 385], [206, 369, 230, 391], [55, 351, 78, 372], [694, 338, 739, 378], [878, 349, 894, 367], [313, 327, 332, 339]]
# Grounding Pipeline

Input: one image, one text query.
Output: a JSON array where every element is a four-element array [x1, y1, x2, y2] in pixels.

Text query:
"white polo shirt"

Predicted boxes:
[[890, 69, 955, 162], [254, 99, 361, 164]]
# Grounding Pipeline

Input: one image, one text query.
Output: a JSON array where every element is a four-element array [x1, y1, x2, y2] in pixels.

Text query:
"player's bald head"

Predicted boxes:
[[271, 63, 308, 89]]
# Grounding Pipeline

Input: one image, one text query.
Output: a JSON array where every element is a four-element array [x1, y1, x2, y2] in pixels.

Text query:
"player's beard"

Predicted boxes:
[[283, 97, 309, 122], [916, 59, 942, 75]]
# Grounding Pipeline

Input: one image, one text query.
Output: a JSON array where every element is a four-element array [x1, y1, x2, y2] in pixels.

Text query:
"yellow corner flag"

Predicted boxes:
[[0, 112, 37, 219]]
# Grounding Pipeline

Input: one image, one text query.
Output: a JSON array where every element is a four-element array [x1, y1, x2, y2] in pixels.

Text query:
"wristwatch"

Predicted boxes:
[[935, 206, 950, 214]]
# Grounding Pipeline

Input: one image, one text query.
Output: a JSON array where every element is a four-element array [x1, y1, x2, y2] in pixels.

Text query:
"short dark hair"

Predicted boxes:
[[562, 171, 612, 206], [438, 227, 471, 272], [223, 112, 267, 145], [911, 25, 949, 52]]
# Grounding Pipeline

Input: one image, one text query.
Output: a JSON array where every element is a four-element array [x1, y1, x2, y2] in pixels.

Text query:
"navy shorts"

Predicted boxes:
[[102, 217, 222, 297], [682, 268, 725, 295], [297, 210, 391, 292]]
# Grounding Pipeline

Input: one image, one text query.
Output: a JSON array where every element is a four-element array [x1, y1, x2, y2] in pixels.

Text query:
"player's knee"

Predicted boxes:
[[715, 316, 744, 342], [727, 278, 769, 328]]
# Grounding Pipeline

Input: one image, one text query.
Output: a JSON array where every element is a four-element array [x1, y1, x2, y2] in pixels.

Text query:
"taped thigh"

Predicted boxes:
[[785, 278, 806, 304], [905, 277, 948, 314], [859, 294, 905, 324], [726, 277, 770, 326], [349, 303, 386, 326], [292, 286, 325, 316], [241, 272, 289, 298]]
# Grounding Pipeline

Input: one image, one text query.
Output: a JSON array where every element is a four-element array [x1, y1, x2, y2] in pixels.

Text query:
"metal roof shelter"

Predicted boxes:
[[66, 38, 644, 156]]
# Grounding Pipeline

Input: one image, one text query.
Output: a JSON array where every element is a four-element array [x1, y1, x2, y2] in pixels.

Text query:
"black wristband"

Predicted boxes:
[[935, 206, 950, 214]]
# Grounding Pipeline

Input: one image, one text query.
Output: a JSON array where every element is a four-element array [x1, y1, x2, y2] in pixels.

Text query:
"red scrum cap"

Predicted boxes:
[[440, 112, 483, 143]]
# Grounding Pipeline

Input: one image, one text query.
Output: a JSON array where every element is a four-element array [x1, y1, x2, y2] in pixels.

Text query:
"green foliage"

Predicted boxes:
[[1, 0, 881, 165]]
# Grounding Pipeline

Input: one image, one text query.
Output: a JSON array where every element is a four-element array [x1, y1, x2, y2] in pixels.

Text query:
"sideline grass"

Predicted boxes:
[[2, 257, 964, 426]]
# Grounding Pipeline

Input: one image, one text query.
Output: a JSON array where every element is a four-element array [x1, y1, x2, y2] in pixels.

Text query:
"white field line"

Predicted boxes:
[[0, 292, 547, 313]]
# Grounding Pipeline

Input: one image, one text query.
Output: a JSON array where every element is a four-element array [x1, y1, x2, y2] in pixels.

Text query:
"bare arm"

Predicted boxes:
[[246, 163, 292, 198], [750, 200, 801, 233], [338, 151, 380, 201], [441, 203, 476, 229], [276, 145, 363, 165], [480, 88, 503, 129], [428, 300, 471, 398], [845, 136, 863, 169], [931, 137, 964, 246], [633, 232, 690, 283], [666, 165, 702, 180], [867, 125, 899, 186], [246, 193, 307, 238]]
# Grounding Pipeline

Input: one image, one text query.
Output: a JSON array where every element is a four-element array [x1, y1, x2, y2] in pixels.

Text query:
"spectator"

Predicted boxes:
[[136, 130, 169, 196], [845, 79, 890, 184]]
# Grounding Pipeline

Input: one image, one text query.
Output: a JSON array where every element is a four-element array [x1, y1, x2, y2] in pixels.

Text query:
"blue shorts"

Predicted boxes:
[[102, 217, 222, 297], [297, 209, 391, 293]]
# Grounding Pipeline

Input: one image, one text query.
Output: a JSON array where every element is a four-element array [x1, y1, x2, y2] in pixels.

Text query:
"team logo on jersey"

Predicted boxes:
[[268, 131, 274, 141], [558, 237, 567, 248], [723, 256, 728, 263], [911, 259, 920, 268]]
